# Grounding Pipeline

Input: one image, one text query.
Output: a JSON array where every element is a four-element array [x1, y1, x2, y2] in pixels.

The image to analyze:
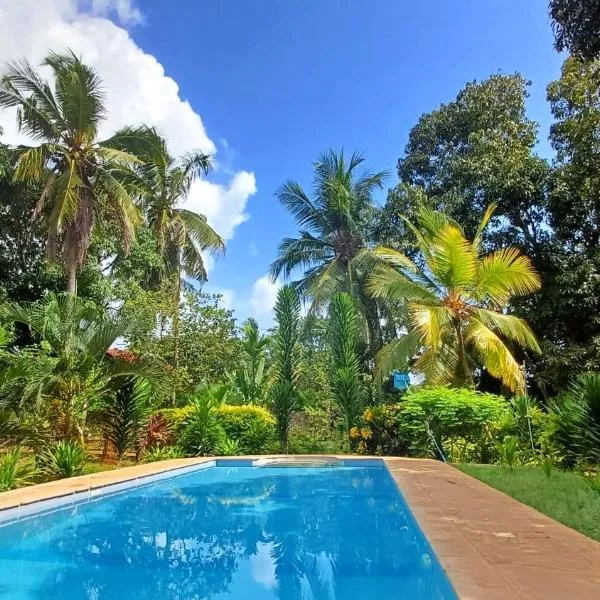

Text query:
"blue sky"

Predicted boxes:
[[132, 0, 563, 324], [0, 0, 564, 326]]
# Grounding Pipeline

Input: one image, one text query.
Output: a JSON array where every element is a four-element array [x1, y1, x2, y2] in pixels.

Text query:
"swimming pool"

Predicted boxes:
[[0, 459, 457, 599]]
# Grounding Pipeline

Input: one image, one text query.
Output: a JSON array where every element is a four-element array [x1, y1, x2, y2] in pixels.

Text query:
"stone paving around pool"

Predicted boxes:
[[1, 455, 599, 599]]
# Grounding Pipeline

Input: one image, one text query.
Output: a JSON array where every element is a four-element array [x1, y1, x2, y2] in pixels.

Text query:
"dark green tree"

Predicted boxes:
[[394, 73, 550, 253], [550, 0, 600, 60]]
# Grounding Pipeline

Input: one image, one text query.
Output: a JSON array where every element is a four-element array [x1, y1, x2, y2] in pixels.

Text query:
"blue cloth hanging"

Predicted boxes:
[[392, 371, 410, 391]]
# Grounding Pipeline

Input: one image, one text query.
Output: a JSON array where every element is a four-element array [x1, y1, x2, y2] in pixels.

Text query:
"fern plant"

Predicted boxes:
[[328, 293, 364, 441], [268, 286, 302, 452]]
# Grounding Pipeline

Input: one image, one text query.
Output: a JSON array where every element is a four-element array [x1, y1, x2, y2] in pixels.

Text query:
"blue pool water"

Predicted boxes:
[[0, 462, 456, 599]]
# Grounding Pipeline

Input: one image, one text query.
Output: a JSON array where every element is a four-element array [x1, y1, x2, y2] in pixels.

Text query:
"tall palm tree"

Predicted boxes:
[[0, 50, 145, 294], [111, 127, 224, 364], [269, 150, 388, 357], [367, 204, 541, 393]]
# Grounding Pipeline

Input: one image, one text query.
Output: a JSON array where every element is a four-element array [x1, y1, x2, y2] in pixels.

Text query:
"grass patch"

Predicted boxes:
[[456, 464, 600, 542]]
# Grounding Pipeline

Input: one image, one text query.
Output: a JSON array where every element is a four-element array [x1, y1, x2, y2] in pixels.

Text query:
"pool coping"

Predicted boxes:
[[1, 455, 599, 599]]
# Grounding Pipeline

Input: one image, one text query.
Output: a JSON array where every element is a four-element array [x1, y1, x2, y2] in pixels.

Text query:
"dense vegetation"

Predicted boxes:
[[0, 2, 599, 509]]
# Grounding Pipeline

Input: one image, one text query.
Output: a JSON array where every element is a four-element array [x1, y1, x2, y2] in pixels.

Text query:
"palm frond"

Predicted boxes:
[[374, 332, 420, 382], [465, 319, 525, 393], [474, 309, 541, 353], [428, 223, 476, 289], [476, 248, 541, 306]]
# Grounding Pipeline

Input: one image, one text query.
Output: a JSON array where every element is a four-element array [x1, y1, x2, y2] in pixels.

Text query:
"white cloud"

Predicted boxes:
[[89, 0, 142, 25], [0, 0, 254, 257], [184, 171, 256, 241], [251, 276, 281, 316]]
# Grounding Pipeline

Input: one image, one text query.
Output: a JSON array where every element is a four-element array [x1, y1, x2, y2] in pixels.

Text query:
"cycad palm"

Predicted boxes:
[[3, 293, 165, 443], [0, 51, 144, 294], [269, 150, 388, 356], [367, 204, 541, 393]]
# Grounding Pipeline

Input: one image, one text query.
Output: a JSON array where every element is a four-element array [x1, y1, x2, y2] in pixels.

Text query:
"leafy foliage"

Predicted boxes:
[[269, 150, 390, 358], [269, 286, 302, 451], [0, 51, 145, 293], [228, 319, 269, 404], [2, 293, 166, 442], [327, 293, 364, 439], [40, 440, 87, 479], [547, 373, 600, 466], [354, 387, 511, 461], [549, 0, 600, 59], [102, 378, 152, 460], [0, 448, 37, 491], [142, 445, 184, 463], [217, 405, 275, 454], [179, 394, 226, 456]]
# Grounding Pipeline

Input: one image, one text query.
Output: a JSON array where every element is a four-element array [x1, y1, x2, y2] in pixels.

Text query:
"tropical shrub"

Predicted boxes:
[[496, 435, 520, 469], [219, 438, 242, 456], [217, 405, 275, 454], [40, 441, 87, 479], [142, 445, 185, 463], [351, 405, 407, 456], [179, 397, 225, 456], [139, 413, 173, 454], [354, 387, 511, 461], [0, 448, 37, 491], [547, 373, 600, 466], [102, 379, 152, 460]]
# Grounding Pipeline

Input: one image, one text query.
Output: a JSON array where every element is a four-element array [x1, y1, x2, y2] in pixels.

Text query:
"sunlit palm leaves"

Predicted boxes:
[[0, 51, 146, 293], [368, 203, 541, 392]]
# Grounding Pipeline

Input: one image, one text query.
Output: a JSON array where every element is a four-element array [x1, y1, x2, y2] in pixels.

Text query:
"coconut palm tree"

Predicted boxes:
[[109, 126, 224, 364], [0, 50, 145, 294], [113, 126, 224, 286], [269, 150, 388, 357], [367, 203, 541, 393]]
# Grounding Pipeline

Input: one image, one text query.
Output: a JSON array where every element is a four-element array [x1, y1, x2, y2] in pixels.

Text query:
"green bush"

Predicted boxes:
[[546, 374, 600, 467], [155, 406, 194, 439], [155, 404, 276, 455], [142, 445, 185, 463], [354, 387, 511, 462], [216, 405, 275, 454]]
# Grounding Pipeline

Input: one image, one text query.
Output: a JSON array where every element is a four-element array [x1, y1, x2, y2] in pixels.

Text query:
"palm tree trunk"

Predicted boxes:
[[66, 263, 77, 295], [173, 270, 181, 369]]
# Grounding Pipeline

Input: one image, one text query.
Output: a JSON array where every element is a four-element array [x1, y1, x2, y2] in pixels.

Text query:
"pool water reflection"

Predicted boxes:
[[0, 465, 456, 599]]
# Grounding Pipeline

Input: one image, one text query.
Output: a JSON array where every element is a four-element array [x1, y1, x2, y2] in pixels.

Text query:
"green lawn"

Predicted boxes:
[[456, 464, 600, 543]]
